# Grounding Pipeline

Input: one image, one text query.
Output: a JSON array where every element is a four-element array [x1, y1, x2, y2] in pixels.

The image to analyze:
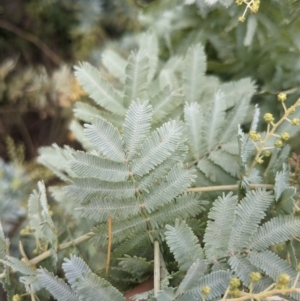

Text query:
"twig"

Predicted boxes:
[[154, 241, 160, 297], [222, 287, 300, 301], [0, 20, 63, 66], [106, 216, 112, 275], [188, 183, 274, 193], [0, 232, 93, 279]]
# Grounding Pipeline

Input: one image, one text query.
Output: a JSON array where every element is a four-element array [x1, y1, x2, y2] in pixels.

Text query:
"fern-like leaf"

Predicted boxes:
[[248, 215, 300, 251], [1, 257, 36, 276], [123, 100, 152, 160], [165, 219, 204, 271], [124, 50, 149, 108], [228, 189, 274, 252], [248, 250, 297, 281], [228, 254, 273, 291], [204, 192, 237, 261], [144, 163, 195, 212], [38, 144, 76, 181], [91, 214, 147, 246], [184, 102, 205, 159], [84, 117, 125, 163], [74, 62, 125, 115], [69, 152, 129, 182], [37, 268, 78, 301], [28, 182, 57, 248], [62, 255, 91, 288], [151, 86, 183, 123], [75, 197, 140, 222], [102, 49, 126, 84], [184, 270, 231, 301], [183, 43, 206, 103], [118, 255, 153, 279], [150, 193, 207, 228], [73, 101, 103, 123], [75, 272, 125, 301], [131, 121, 182, 177], [220, 84, 254, 143], [208, 149, 239, 177], [204, 91, 226, 151], [139, 31, 158, 83], [274, 164, 290, 201], [176, 259, 207, 296], [65, 178, 135, 203]]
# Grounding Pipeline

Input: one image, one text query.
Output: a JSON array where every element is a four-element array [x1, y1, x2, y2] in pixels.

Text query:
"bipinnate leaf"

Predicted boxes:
[[183, 43, 206, 103], [123, 99, 152, 160], [28, 182, 57, 248], [248, 215, 300, 251], [144, 163, 195, 212], [75, 197, 140, 222], [1, 256, 36, 276], [132, 120, 182, 177], [274, 164, 290, 201], [228, 189, 274, 252], [151, 86, 183, 123], [84, 117, 125, 162], [65, 178, 135, 203], [205, 90, 226, 150], [62, 255, 91, 288], [229, 254, 273, 291], [69, 152, 129, 182], [183, 270, 231, 301], [184, 102, 204, 159], [176, 260, 207, 296], [101, 49, 126, 83], [249, 250, 297, 281], [37, 268, 78, 301], [62, 255, 124, 301], [124, 50, 149, 108], [139, 31, 158, 83], [204, 192, 237, 260], [75, 272, 125, 301], [38, 144, 76, 181], [118, 255, 153, 279], [165, 219, 204, 271], [157, 288, 176, 301], [74, 62, 125, 115]]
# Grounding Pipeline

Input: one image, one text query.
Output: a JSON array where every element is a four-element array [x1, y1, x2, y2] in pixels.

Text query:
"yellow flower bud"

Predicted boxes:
[[238, 16, 245, 23], [202, 286, 211, 296], [291, 118, 300, 126], [263, 150, 271, 157], [277, 273, 291, 285], [230, 277, 241, 288], [13, 295, 21, 301], [250, 3, 259, 13], [250, 272, 261, 283], [230, 289, 241, 297], [281, 132, 290, 141], [255, 157, 264, 164], [278, 93, 287, 102], [274, 140, 283, 148], [236, 0, 243, 5], [264, 113, 275, 123]]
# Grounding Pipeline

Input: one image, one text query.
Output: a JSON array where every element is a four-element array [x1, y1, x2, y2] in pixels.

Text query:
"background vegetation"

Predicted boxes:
[[1, 0, 300, 300]]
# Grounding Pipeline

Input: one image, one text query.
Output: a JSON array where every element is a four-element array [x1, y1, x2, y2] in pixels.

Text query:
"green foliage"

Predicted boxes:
[[2, 1, 300, 301]]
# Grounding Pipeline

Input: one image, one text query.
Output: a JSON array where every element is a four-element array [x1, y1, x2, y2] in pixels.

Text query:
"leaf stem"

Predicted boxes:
[[0, 232, 93, 279], [154, 240, 160, 297], [187, 183, 273, 192]]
